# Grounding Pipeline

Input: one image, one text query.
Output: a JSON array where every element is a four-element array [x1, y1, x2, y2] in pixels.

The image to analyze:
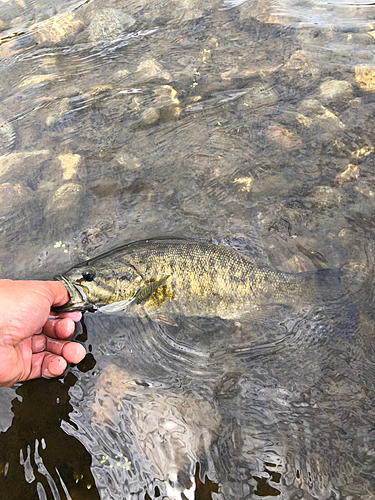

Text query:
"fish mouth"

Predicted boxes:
[[52, 275, 98, 313]]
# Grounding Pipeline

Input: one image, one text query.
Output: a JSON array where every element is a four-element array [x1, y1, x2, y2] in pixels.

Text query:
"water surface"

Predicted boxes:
[[1, 0, 375, 498]]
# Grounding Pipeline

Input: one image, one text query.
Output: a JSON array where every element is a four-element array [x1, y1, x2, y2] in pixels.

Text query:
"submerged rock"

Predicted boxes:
[[19, 74, 58, 88], [355, 65, 375, 92], [282, 50, 320, 88], [135, 59, 171, 82], [45, 98, 70, 127], [319, 79, 353, 106], [115, 152, 142, 170], [0, 182, 33, 216], [297, 99, 345, 130], [0, 150, 50, 183], [251, 173, 290, 198], [334, 164, 359, 187], [58, 154, 82, 181], [141, 107, 160, 125], [264, 124, 302, 150], [88, 9, 135, 42], [154, 85, 179, 106], [46, 183, 83, 214], [35, 12, 84, 44], [309, 185, 343, 211], [90, 363, 221, 500]]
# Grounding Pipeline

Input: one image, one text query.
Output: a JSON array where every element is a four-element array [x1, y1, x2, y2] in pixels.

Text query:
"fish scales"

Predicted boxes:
[[125, 241, 306, 305], [53, 239, 342, 319]]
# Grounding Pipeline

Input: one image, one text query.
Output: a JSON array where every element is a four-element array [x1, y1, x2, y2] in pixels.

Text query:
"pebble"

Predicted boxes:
[[141, 107, 160, 125], [264, 125, 302, 150], [46, 183, 83, 213], [355, 65, 375, 91], [309, 185, 343, 210], [35, 13, 84, 43], [88, 9, 135, 42], [58, 154, 81, 180], [297, 99, 345, 129], [0, 182, 33, 216], [319, 79, 353, 106], [0, 150, 50, 183]]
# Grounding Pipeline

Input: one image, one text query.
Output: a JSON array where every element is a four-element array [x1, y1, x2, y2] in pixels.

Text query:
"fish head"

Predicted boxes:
[[53, 262, 142, 312]]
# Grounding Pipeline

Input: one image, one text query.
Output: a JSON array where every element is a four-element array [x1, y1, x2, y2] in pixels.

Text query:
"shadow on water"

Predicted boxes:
[[0, 373, 221, 500], [0, 375, 99, 500]]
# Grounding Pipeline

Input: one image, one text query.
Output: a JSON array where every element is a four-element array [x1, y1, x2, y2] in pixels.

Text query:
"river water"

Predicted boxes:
[[1, 0, 375, 499]]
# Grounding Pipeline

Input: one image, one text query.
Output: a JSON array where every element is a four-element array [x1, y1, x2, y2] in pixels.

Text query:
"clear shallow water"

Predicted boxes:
[[224, 0, 375, 28], [1, 0, 375, 498]]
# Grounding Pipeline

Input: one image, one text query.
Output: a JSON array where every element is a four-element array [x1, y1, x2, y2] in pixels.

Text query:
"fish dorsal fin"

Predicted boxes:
[[84, 237, 191, 267]]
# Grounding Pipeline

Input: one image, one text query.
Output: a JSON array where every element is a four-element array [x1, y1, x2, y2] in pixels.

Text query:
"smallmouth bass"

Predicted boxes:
[[53, 238, 343, 319]]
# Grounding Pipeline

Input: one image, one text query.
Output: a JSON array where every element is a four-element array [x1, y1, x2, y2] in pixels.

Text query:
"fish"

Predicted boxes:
[[52, 237, 345, 320]]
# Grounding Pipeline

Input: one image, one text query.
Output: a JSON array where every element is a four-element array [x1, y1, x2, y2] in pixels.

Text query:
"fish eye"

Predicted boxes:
[[81, 268, 96, 282]]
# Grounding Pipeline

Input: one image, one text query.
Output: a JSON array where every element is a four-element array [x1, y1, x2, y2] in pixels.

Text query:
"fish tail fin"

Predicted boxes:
[[313, 267, 358, 339], [314, 267, 343, 302]]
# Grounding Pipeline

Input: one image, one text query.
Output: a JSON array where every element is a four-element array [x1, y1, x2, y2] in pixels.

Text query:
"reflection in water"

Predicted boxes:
[[1, 0, 375, 497], [81, 362, 221, 499]]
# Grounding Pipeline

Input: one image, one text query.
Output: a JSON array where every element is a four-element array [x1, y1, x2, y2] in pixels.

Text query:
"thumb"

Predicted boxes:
[[43, 281, 70, 308]]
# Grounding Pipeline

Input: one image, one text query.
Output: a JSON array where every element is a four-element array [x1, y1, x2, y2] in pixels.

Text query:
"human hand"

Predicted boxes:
[[0, 279, 86, 387]]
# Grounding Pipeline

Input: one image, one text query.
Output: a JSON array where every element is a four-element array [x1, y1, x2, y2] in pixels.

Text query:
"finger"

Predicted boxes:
[[43, 281, 71, 308], [49, 311, 82, 322], [43, 353, 68, 378], [61, 341, 86, 364], [42, 345, 86, 376], [27, 351, 47, 379], [27, 352, 67, 380], [32, 334, 47, 352], [43, 317, 77, 339], [32, 334, 86, 363]]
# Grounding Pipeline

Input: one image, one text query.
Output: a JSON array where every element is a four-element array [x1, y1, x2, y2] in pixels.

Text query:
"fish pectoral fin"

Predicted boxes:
[[98, 275, 170, 314], [151, 313, 178, 327], [99, 297, 137, 314], [134, 275, 170, 305], [137, 308, 178, 326]]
